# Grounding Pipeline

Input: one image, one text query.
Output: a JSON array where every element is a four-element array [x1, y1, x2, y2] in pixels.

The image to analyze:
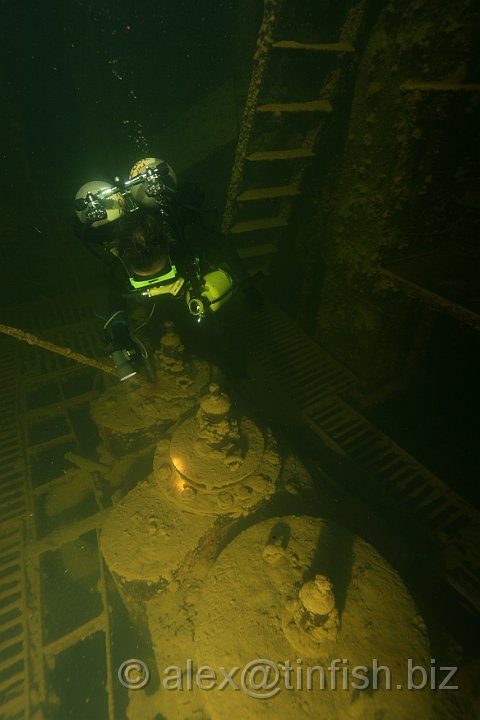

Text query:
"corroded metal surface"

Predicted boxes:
[[194, 516, 433, 719], [304, 394, 480, 615]]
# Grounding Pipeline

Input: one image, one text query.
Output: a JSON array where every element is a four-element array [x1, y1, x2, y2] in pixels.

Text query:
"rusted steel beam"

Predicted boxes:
[[378, 268, 480, 332], [43, 614, 106, 657], [0, 323, 115, 376], [401, 81, 480, 92], [272, 40, 355, 53]]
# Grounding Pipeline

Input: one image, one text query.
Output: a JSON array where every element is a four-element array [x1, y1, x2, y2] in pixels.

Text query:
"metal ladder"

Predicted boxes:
[[222, 0, 368, 269]]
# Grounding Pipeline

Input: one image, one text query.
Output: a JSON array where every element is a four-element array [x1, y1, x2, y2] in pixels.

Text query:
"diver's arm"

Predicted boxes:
[[102, 255, 140, 381], [104, 254, 129, 314]]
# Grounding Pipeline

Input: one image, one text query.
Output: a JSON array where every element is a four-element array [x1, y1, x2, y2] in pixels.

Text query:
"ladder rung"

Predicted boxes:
[[273, 40, 355, 53], [0, 614, 23, 634], [237, 243, 278, 259], [0, 583, 21, 602], [0, 596, 22, 615], [257, 100, 333, 113], [0, 674, 23, 698], [247, 148, 315, 161], [237, 185, 300, 202], [401, 81, 480, 93], [230, 217, 288, 234], [0, 649, 23, 674], [28, 432, 76, 453]]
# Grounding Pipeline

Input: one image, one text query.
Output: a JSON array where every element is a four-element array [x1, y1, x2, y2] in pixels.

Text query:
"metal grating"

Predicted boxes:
[[238, 303, 480, 615], [0, 520, 29, 720], [244, 301, 356, 410], [0, 299, 118, 718], [0, 347, 29, 526], [304, 394, 480, 614]]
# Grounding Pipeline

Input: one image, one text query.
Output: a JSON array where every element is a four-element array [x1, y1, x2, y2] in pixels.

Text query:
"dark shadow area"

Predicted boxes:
[[302, 519, 353, 619], [366, 315, 480, 507]]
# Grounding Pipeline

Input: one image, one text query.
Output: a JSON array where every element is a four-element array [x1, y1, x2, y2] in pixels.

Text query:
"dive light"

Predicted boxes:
[[111, 349, 137, 382], [186, 269, 233, 322]]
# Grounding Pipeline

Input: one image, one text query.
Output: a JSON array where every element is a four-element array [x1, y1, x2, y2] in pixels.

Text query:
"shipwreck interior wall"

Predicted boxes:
[[261, 0, 480, 502], [0, 0, 479, 718], [287, 0, 480, 391]]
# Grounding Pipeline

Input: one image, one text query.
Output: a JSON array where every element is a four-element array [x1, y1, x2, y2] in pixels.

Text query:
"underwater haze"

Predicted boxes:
[[1, 0, 480, 719]]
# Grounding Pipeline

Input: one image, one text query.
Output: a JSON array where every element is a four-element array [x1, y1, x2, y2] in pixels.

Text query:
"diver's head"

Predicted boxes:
[[118, 213, 169, 275]]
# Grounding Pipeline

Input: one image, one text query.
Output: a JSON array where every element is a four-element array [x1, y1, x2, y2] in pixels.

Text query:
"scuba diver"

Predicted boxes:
[[75, 157, 262, 380]]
